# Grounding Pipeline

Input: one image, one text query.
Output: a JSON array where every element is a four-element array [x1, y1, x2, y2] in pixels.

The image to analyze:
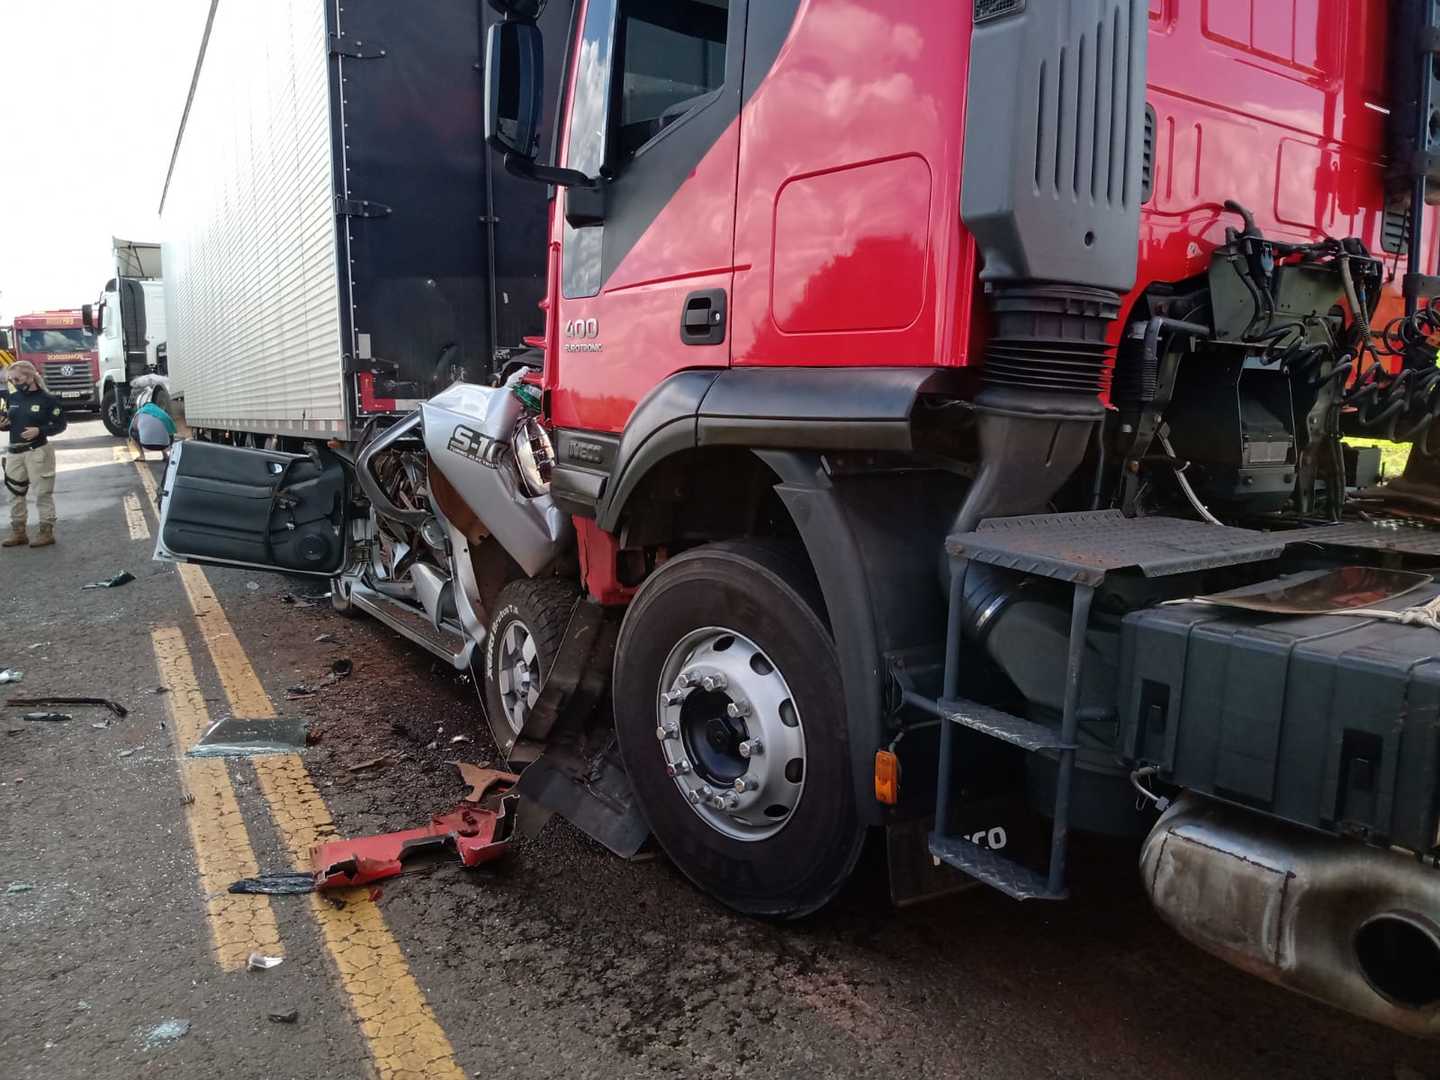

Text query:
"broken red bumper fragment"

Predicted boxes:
[[312, 798, 516, 889]]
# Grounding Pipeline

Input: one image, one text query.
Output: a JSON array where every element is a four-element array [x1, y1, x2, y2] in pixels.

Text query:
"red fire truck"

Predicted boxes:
[[12, 309, 99, 412]]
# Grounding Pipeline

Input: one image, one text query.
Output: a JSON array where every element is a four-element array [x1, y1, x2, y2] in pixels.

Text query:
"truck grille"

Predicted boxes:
[[42, 358, 96, 402]]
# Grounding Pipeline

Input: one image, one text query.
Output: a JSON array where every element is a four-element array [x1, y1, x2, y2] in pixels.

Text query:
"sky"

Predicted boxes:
[[0, 0, 211, 323]]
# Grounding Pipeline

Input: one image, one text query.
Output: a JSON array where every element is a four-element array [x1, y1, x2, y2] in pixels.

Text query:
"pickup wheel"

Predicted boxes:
[[613, 541, 863, 918], [483, 578, 577, 756], [101, 384, 129, 438]]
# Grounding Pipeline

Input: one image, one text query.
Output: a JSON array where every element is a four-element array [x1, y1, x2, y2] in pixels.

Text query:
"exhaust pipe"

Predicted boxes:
[[1141, 796, 1440, 1037]]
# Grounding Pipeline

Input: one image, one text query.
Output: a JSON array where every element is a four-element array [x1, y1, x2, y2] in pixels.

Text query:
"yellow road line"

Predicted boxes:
[[253, 756, 467, 1080], [152, 626, 283, 971], [176, 563, 276, 719], [177, 565, 466, 1080], [123, 492, 150, 541]]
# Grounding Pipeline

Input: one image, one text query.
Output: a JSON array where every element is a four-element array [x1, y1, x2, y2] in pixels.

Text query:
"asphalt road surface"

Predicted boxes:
[[2, 419, 1438, 1079]]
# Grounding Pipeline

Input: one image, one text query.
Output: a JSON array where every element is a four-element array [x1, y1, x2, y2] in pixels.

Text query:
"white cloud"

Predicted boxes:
[[0, 0, 210, 322]]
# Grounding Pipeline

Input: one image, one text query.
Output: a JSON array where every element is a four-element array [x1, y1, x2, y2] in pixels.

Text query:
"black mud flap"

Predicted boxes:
[[515, 737, 650, 859], [511, 600, 649, 857], [887, 794, 1022, 907]]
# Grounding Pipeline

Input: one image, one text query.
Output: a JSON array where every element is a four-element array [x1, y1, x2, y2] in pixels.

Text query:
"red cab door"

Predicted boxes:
[[547, 0, 745, 438]]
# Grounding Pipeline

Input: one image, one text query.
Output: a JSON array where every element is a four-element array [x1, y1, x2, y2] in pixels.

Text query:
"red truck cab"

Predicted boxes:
[[12, 310, 100, 411]]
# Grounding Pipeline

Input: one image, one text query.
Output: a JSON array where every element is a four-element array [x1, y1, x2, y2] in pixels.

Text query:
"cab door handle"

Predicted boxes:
[[681, 289, 726, 345]]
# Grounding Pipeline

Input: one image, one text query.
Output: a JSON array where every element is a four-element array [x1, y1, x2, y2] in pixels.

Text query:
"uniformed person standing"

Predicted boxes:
[[1, 360, 67, 548]]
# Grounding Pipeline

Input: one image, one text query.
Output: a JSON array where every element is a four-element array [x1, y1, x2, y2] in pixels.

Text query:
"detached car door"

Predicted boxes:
[[154, 440, 349, 576]]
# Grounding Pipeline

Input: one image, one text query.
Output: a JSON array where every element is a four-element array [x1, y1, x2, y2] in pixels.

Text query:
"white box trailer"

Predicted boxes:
[[160, 0, 568, 442]]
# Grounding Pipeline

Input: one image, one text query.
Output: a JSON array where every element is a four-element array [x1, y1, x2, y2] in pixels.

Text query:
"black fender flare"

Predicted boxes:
[[754, 450, 890, 827]]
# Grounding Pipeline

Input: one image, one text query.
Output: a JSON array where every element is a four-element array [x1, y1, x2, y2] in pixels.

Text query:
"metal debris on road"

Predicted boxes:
[[188, 715, 309, 758], [6, 883, 35, 894], [312, 800, 517, 889], [228, 872, 316, 896], [330, 658, 353, 678], [91, 723, 110, 730], [26, 642, 50, 650], [448, 734, 471, 744], [285, 684, 316, 697], [246, 582, 260, 591], [314, 633, 336, 643], [451, 761, 520, 803], [118, 747, 142, 758], [247, 952, 284, 971], [7, 695, 129, 718], [268, 1009, 299, 1024], [0, 670, 22, 685], [21, 712, 71, 723], [280, 593, 316, 608], [348, 756, 389, 773], [81, 571, 135, 590]]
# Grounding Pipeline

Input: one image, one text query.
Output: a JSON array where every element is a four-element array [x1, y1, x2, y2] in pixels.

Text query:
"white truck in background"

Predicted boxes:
[[83, 237, 167, 436]]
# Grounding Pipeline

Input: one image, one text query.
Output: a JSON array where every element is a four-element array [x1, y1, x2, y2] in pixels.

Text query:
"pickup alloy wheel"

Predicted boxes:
[[614, 541, 863, 918], [483, 578, 576, 757]]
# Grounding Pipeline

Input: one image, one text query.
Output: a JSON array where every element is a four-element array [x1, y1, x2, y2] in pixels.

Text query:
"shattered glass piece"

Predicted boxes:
[[188, 716, 309, 758]]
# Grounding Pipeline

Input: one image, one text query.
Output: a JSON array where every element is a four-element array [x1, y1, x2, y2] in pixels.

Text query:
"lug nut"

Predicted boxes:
[[686, 790, 702, 806], [699, 785, 714, 799], [733, 776, 757, 793], [739, 738, 763, 758], [722, 794, 739, 810], [655, 720, 679, 740], [666, 761, 693, 778], [677, 672, 696, 688], [726, 701, 751, 719], [709, 794, 728, 809], [700, 673, 727, 692], [661, 689, 685, 706]]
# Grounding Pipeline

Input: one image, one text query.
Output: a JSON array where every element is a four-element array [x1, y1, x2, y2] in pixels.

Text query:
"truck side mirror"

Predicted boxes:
[[485, 20, 544, 160], [82, 303, 96, 332], [485, 17, 605, 222]]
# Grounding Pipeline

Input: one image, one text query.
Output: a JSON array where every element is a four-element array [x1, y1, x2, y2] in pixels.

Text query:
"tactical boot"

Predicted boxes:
[[1, 527, 26, 548], [29, 525, 54, 548]]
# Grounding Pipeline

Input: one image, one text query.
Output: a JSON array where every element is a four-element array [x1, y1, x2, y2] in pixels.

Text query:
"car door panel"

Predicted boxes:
[[155, 440, 348, 576]]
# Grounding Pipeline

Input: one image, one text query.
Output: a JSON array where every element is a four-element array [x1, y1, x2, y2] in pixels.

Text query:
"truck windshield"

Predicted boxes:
[[19, 329, 95, 354]]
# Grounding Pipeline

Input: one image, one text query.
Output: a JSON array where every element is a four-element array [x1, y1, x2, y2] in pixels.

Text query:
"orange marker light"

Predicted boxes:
[[874, 749, 899, 805]]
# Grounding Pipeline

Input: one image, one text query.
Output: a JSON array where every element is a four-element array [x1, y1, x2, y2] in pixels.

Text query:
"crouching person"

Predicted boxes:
[[1, 360, 66, 548], [129, 399, 177, 461]]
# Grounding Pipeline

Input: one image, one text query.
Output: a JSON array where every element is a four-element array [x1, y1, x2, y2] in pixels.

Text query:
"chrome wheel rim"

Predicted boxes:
[[655, 627, 806, 842], [496, 621, 540, 736]]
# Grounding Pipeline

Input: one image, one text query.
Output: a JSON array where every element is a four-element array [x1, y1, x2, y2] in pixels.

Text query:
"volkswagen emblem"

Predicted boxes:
[[60, 364, 75, 377]]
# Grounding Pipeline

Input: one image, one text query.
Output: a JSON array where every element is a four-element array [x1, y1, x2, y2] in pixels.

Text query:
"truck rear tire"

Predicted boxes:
[[613, 541, 864, 918], [101, 385, 129, 438]]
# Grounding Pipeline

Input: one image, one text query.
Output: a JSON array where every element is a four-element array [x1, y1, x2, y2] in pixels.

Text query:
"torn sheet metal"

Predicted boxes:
[[312, 799, 516, 889], [450, 761, 519, 803], [188, 716, 309, 758], [1187, 566, 1432, 615]]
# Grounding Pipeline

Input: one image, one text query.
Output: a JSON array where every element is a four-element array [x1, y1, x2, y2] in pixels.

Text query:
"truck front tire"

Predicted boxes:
[[613, 541, 864, 918], [101, 384, 129, 438]]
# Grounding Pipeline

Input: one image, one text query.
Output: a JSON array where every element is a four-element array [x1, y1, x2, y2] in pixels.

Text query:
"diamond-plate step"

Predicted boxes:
[[928, 833, 1066, 901], [942, 697, 1075, 752]]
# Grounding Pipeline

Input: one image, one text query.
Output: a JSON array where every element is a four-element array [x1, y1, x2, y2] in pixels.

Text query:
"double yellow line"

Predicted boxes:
[[129, 451, 466, 1080]]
